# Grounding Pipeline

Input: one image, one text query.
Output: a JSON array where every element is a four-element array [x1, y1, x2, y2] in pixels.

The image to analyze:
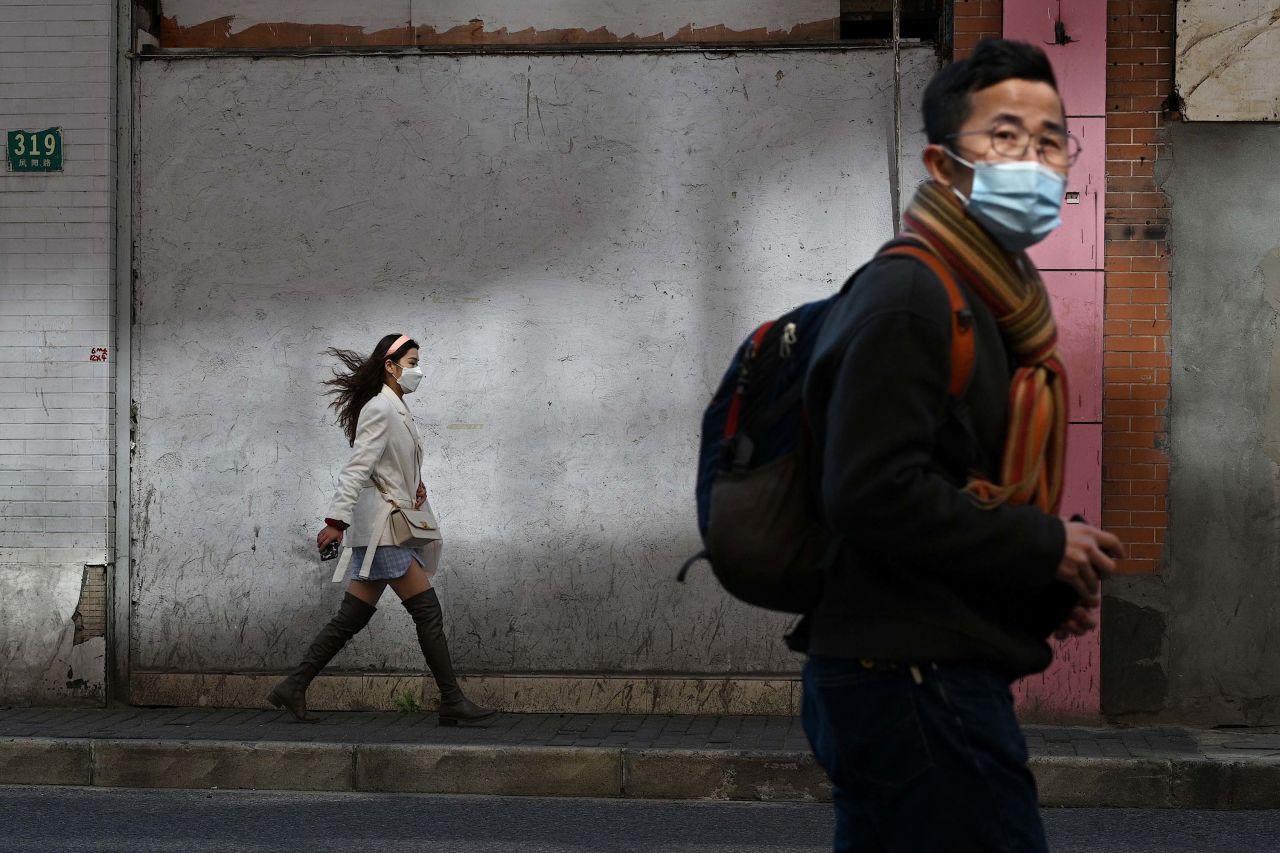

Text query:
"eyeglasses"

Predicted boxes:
[[947, 123, 1082, 168]]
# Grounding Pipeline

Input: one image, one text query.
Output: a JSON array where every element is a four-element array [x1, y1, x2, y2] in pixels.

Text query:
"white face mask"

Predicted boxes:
[[395, 365, 423, 394]]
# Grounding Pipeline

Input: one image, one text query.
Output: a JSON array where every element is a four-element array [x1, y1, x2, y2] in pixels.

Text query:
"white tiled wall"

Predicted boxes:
[[0, 0, 114, 704]]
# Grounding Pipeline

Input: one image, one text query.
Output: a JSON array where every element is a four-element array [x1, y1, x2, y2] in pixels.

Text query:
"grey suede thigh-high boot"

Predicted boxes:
[[268, 592, 377, 722], [401, 588, 497, 726]]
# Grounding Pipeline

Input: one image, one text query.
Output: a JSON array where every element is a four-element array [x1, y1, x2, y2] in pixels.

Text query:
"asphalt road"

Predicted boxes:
[[0, 787, 1278, 852]]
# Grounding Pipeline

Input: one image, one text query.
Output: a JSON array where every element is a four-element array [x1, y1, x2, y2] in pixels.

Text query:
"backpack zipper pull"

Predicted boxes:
[[780, 322, 798, 358]]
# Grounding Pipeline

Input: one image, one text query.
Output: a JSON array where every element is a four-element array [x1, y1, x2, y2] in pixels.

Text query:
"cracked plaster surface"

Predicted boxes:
[[1177, 1, 1280, 121], [0, 564, 105, 705]]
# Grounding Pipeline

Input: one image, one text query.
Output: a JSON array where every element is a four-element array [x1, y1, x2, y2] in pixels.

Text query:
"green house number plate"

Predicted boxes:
[[7, 128, 63, 172]]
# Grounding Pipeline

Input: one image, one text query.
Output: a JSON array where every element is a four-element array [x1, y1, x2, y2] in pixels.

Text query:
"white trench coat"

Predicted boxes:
[[326, 384, 442, 581]]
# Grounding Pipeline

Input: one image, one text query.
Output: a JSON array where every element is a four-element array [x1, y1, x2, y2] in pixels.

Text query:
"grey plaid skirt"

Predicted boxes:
[[345, 545, 417, 581]]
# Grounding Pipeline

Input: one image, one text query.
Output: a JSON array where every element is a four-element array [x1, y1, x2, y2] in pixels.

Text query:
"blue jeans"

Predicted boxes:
[[802, 656, 1048, 853]]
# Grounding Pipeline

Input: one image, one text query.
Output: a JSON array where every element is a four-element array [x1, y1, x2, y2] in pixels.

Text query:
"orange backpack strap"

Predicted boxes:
[[876, 240, 976, 399]]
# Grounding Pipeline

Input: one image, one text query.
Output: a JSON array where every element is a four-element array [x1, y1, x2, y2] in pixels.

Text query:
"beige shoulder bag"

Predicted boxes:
[[370, 474, 442, 547], [368, 418, 440, 547]]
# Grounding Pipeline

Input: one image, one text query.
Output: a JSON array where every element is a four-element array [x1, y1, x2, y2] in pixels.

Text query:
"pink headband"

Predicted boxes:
[[387, 334, 412, 356]]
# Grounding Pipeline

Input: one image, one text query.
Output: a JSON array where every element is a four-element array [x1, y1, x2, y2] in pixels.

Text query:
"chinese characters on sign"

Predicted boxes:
[[6, 128, 63, 172]]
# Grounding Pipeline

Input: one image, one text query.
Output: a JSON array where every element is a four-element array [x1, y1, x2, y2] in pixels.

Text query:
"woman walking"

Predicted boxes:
[[269, 333, 496, 726]]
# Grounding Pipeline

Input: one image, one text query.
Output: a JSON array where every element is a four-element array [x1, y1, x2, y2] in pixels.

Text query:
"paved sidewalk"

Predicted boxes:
[[2, 708, 1280, 808], [0, 707, 1216, 756], [0, 708, 813, 751]]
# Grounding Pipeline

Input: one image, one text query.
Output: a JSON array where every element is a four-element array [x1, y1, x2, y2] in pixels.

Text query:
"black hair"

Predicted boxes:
[[922, 39, 1060, 144], [323, 333, 418, 446]]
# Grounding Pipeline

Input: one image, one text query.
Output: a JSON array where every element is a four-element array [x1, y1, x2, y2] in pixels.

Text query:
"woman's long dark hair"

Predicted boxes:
[[323, 334, 418, 446]]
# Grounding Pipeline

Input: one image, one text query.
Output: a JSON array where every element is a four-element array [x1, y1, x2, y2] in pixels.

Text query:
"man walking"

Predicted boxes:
[[798, 39, 1123, 852]]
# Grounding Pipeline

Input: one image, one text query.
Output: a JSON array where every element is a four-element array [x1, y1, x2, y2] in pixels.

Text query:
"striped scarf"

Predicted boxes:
[[902, 181, 1069, 514]]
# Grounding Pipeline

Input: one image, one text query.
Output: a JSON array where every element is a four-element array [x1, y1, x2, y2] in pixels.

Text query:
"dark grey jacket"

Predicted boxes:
[[796, 253, 1070, 678]]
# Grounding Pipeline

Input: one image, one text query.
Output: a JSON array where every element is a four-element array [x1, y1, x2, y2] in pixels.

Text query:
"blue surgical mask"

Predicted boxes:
[[947, 152, 1067, 252]]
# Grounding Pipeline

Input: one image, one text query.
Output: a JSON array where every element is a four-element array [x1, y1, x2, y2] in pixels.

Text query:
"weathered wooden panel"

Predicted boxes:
[[1003, 0, 1107, 117], [1045, 270, 1103, 424], [1028, 117, 1104, 271], [1008, 0, 1106, 726], [1177, 1, 1280, 122], [1013, 422, 1102, 723]]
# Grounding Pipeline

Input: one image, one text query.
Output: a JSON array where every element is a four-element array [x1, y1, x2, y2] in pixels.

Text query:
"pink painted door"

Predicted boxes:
[[1006, 0, 1107, 726], [1003, 0, 1107, 117], [1028, 117, 1104, 271], [1013, 422, 1102, 723], [1044, 270, 1102, 423]]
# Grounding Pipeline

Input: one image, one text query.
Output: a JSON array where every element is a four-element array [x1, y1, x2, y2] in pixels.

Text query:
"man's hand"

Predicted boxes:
[[1056, 520, 1124, 609], [415, 482, 427, 510], [1054, 606, 1098, 641], [317, 524, 344, 552]]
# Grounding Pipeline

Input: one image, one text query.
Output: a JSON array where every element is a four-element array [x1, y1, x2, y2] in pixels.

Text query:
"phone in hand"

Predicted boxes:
[[319, 540, 341, 561]]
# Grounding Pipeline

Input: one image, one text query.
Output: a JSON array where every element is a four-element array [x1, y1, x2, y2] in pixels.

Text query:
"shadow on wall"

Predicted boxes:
[[131, 49, 932, 678]]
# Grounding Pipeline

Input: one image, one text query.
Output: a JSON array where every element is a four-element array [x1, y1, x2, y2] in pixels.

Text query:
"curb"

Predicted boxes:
[[3, 737, 1279, 808], [0, 738, 91, 787], [358, 744, 622, 798], [624, 749, 829, 802], [1032, 755, 1280, 809], [0, 738, 827, 801]]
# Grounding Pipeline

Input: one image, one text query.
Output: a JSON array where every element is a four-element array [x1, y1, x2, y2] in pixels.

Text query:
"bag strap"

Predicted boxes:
[[369, 473, 405, 510], [676, 549, 708, 583], [877, 238, 976, 400]]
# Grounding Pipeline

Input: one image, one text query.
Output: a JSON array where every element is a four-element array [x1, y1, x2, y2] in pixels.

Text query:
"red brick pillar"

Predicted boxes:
[[1103, 1, 1174, 575], [953, 0, 1003, 59]]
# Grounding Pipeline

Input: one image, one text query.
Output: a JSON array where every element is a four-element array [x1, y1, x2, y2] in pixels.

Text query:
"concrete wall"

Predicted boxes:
[[131, 48, 934, 694], [1108, 123, 1280, 724], [0, 0, 115, 705]]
